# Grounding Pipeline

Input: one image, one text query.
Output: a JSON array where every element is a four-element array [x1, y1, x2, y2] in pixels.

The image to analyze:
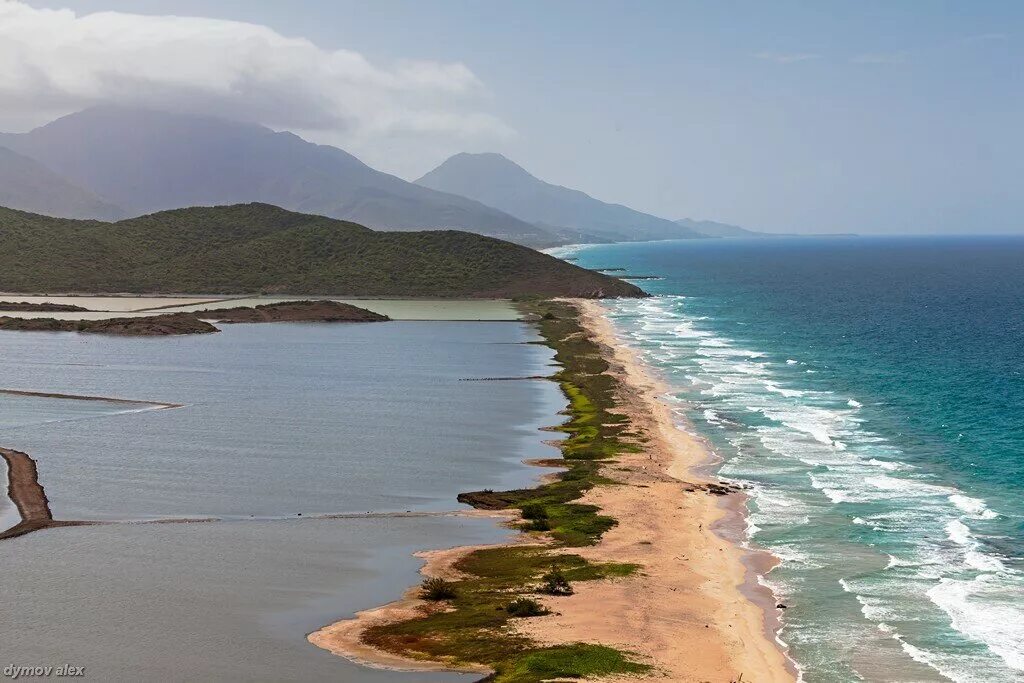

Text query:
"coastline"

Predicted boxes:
[[308, 298, 795, 681], [565, 300, 794, 680]]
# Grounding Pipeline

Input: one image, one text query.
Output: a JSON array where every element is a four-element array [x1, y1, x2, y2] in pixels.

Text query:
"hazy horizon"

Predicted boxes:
[[3, 0, 1022, 235]]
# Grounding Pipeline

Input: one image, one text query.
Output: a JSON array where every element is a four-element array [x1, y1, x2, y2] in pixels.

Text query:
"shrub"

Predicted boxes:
[[525, 518, 551, 532], [420, 577, 457, 601], [520, 503, 549, 520], [540, 566, 573, 596], [506, 598, 550, 618]]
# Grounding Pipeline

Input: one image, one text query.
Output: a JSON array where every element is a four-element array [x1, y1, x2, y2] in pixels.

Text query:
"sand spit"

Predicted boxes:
[[0, 448, 95, 540], [308, 300, 794, 681], [308, 509, 524, 676], [509, 300, 795, 682], [0, 388, 183, 409]]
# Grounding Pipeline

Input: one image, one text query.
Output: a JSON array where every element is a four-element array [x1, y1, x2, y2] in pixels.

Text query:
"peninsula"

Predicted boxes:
[[309, 300, 793, 682]]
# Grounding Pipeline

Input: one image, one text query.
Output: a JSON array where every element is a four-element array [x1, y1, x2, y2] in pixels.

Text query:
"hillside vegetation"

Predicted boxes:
[[0, 203, 644, 298]]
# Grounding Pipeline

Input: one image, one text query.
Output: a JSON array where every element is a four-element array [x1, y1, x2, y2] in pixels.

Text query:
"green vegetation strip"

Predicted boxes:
[[362, 299, 650, 682]]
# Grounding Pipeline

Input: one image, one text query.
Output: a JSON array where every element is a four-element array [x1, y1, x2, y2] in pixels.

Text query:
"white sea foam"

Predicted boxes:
[[867, 458, 908, 471], [886, 554, 919, 569], [946, 520, 973, 546], [949, 494, 999, 520], [928, 576, 1024, 674], [864, 475, 952, 498], [765, 382, 806, 398], [809, 476, 852, 504], [605, 293, 1024, 680]]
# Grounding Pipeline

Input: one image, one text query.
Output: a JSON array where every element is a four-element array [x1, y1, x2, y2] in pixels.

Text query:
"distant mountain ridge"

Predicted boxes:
[[0, 203, 644, 298], [674, 218, 766, 238], [416, 152, 703, 243], [0, 146, 123, 220], [0, 107, 557, 246]]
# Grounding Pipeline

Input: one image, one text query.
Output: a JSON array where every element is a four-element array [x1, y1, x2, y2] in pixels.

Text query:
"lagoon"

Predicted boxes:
[[0, 318, 562, 680]]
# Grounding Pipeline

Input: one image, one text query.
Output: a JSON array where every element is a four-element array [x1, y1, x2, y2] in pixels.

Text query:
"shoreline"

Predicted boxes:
[[307, 298, 795, 681], [528, 299, 795, 681]]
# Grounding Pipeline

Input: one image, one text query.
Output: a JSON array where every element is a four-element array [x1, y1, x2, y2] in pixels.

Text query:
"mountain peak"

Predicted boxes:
[[417, 153, 702, 242], [428, 152, 536, 181]]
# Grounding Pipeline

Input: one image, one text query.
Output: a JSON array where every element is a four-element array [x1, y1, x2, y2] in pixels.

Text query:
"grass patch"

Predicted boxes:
[[498, 644, 650, 683]]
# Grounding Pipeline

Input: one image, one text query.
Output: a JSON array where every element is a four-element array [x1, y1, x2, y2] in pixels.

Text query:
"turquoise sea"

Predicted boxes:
[[556, 236, 1024, 683]]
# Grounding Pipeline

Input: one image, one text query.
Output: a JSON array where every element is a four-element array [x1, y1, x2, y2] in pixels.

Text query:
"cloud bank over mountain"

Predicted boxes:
[[0, 1, 510, 148]]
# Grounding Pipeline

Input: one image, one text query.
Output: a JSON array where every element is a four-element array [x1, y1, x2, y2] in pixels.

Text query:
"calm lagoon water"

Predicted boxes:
[[558, 237, 1024, 683], [0, 319, 561, 680], [0, 518, 505, 682], [0, 321, 562, 520]]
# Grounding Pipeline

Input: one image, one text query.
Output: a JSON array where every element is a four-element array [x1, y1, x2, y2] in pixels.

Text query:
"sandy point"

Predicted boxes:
[[308, 299, 796, 682]]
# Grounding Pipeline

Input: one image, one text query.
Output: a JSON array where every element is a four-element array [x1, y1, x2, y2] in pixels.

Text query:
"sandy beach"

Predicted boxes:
[[509, 300, 795, 681], [309, 299, 794, 681]]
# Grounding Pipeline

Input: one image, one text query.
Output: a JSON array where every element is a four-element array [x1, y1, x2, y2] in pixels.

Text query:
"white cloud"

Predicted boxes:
[[754, 51, 819, 64], [0, 0, 512, 145]]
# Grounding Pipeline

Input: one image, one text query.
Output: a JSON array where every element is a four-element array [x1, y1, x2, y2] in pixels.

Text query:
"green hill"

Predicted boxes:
[[0, 203, 644, 298]]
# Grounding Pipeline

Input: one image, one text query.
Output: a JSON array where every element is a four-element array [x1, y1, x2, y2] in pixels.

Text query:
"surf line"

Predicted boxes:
[[0, 388, 183, 409]]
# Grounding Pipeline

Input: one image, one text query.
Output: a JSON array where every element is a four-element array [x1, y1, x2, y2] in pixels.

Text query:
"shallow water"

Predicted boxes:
[[0, 321, 562, 521], [0, 297, 518, 321], [1, 319, 561, 680], [0, 295, 221, 311], [558, 237, 1024, 683], [0, 518, 504, 682]]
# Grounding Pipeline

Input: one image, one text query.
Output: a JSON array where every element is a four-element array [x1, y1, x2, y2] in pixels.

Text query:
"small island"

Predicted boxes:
[[0, 301, 390, 336], [196, 300, 390, 324], [0, 312, 219, 336]]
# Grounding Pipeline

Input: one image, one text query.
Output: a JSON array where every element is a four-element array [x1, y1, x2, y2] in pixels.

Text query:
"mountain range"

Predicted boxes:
[[0, 107, 556, 245], [0, 106, 769, 246], [0, 145, 122, 220], [673, 218, 765, 238]]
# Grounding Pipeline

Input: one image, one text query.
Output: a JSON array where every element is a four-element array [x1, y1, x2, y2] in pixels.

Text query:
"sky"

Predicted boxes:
[[3, 0, 1022, 234]]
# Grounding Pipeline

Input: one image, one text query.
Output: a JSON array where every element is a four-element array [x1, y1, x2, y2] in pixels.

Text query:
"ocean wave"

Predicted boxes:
[[604, 293, 1024, 679], [927, 575, 1024, 673], [949, 494, 999, 520], [867, 458, 910, 471]]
